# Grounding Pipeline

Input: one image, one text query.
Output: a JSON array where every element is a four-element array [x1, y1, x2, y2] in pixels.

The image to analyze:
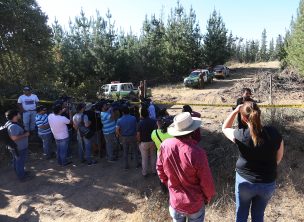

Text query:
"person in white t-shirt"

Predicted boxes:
[[48, 104, 72, 166], [17, 86, 39, 132]]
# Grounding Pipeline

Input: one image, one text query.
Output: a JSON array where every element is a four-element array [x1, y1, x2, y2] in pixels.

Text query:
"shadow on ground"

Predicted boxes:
[[0, 138, 158, 221]]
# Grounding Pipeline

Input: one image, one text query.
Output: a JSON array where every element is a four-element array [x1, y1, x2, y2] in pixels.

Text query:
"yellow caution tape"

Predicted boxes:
[[5, 99, 54, 104], [4, 98, 304, 108], [152, 101, 304, 109]]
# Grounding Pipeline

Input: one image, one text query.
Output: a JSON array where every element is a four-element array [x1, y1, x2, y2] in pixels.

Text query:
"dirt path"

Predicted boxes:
[[0, 147, 158, 222]]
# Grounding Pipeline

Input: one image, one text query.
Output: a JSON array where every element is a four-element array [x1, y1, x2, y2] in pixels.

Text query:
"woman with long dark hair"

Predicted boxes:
[[222, 101, 284, 222]]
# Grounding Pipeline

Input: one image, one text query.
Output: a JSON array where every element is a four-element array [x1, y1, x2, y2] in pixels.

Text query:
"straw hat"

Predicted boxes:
[[167, 112, 202, 136]]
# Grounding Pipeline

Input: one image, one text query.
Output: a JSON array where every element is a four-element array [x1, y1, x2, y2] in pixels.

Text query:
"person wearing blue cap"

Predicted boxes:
[[17, 86, 39, 132]]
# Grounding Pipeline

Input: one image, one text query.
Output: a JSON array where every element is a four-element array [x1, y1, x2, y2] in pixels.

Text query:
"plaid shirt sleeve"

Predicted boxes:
[[196, 149, 216, 203]]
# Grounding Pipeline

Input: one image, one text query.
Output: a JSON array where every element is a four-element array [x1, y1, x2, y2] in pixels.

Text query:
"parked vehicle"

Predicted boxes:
[[97, 82, 151, 100], [183, 69, 214, 88], [214, 65, 230, 78]]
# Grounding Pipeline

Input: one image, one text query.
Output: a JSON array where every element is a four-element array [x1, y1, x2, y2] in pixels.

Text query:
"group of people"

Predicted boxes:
[[4, 86, 285, 222]]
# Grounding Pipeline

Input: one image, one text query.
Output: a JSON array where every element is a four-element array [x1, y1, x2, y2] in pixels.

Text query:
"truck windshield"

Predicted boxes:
[[110, 85, 118, 92], [189, 72, 200, 77], [102, 85, 109, 92]]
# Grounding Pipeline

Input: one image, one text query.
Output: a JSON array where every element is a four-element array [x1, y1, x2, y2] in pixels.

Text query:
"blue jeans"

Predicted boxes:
[[235, 172, 276, 222], [169, 205, 205, 222], [55, 138, 69, 165], [104, 133, 119, 161], [11, 148, 28, 180], [22, 111, 36, 131], [77, 131, 92, 163], [67, 129, 73, 158], [39, 133, 53, 159]]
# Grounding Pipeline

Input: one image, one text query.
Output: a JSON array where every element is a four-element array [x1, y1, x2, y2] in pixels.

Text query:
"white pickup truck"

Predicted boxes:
[[97, 82, 138, 99]]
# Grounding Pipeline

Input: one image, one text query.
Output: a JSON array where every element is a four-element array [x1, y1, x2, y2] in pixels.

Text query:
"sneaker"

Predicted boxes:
[[107, 159, 117, 163], [88, 160, 98, 166]]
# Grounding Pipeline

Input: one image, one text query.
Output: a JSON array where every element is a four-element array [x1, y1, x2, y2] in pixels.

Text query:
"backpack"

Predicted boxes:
[[0, 122, 19, 155], [78, 114, 95, 139]]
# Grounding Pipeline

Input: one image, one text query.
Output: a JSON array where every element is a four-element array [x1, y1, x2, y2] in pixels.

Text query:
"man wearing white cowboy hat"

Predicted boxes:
[[156, 112, 215, 222]]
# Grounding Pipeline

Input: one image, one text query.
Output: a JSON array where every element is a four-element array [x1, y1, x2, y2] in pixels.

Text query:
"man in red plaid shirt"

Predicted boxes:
[[157, 112, 215, 222]]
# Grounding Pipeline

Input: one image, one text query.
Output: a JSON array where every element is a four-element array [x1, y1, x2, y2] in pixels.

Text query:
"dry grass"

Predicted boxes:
[[142, 109, 304, 222], [228, 61, 280, 69], [144, 64, 304, 221]]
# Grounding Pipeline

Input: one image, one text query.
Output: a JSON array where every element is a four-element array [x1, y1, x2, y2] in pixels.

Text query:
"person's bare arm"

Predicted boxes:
[[17, 103, 24, 113], [277, 140, 284, 165], [222, 105, 242, 143], [116, 126, 121, 138], [37, 124, 50, 129], [136, 132, 141, 143]]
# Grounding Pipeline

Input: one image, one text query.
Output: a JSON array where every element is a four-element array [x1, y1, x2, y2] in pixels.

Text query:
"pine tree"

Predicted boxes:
[[165, 2, 202, 78], [203, 10, 229, 66], [258, 28, 268, 61], [268, 38, 275, 61], [286, 0, 304, 75], [275, 34, 284, 60]]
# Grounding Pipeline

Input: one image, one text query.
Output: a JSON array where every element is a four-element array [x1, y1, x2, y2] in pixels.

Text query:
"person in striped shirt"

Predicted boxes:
[[100, 102, 119, 162], [35, 105, 54, 159]]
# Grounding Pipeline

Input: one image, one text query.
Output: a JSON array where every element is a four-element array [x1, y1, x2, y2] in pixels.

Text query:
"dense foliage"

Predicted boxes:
[[286, 0, 304, 76], [0, 0, 53, 100], [1, 0, 298, 101]]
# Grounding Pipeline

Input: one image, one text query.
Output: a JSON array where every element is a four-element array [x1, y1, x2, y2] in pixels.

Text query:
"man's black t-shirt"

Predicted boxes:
[[84, 110, 102, 132], [234, 126, 282, 183], [137, 118, 157, 142]]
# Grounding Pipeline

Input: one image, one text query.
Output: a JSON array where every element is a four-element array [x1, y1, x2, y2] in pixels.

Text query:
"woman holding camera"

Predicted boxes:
[[222, 101, 284, 222]]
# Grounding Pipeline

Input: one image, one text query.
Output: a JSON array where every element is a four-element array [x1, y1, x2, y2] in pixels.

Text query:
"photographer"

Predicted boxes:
[[73, 103, 97, 166], [84, 103, 102, 157], [60, 97, 74, 158], [116, 106, 139, 170], [48, 104, 73, 166], [100, 102, 119, 162], [35, 105, 54, 160]]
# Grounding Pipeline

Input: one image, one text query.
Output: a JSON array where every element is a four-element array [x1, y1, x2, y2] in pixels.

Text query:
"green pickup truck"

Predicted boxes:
[[183, 69, 214, 88]]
